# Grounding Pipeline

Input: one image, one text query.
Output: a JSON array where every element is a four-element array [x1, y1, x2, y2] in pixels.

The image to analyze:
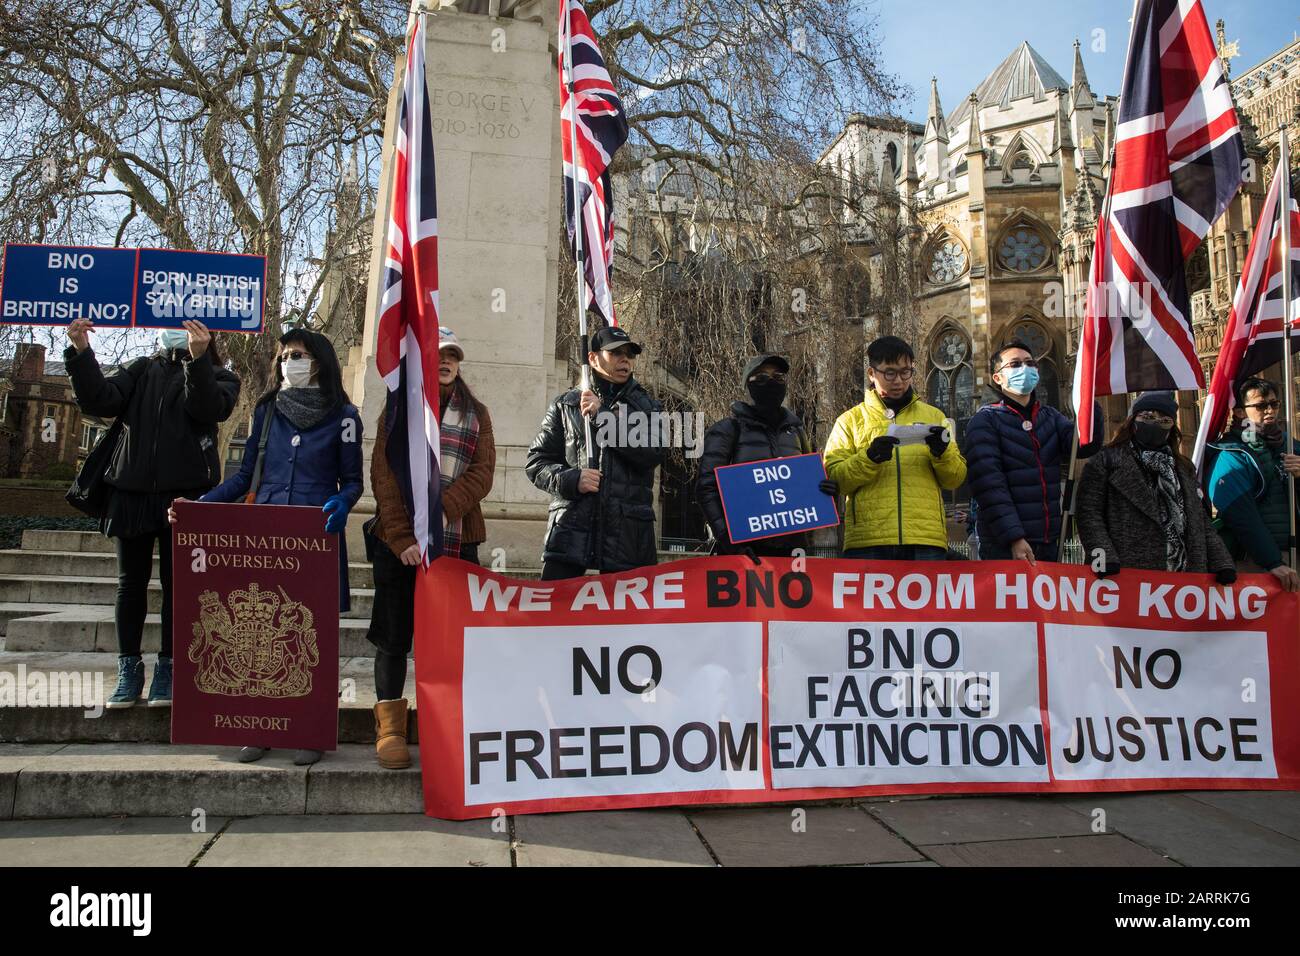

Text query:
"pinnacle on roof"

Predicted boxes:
[[1071, 38, 1096, 110], [924, 76, 949, 144]]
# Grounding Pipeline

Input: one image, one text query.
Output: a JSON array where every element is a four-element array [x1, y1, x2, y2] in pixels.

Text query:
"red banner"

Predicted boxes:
[[414, 556, 1300, 820], [171, 501, 339, 750]]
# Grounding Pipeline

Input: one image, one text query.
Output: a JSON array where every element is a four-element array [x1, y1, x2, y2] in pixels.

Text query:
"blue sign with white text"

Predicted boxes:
[[0, 244, 136, 327], [0, 243, 266, 332], [714, 452, 840, 544], [134, 247, 264, 332]]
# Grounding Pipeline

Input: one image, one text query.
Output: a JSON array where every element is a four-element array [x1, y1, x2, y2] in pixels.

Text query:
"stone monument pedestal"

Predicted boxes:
[[345, 6, 563, 573]]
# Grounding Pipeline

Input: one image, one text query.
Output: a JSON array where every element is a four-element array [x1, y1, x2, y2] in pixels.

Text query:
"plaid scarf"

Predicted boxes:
[[440, 383, 479, 558], [1133, 444, 1187, 573]]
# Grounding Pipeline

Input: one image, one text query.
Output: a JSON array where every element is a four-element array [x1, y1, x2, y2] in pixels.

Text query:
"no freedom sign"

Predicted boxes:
[[714, 452, 839, 543], [413, 557, 1300, 820]]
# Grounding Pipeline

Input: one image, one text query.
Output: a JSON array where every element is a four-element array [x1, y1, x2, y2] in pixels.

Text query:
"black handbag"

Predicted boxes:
[[65, 417, 125, 518]]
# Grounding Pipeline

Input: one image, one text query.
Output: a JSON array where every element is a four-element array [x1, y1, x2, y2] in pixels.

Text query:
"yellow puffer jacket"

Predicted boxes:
[[823, 390, 967, 551]]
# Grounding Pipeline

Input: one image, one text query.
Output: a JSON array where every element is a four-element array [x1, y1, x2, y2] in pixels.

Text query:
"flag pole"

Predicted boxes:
[[561, 0, 596, 468], [1278, 122, 1297, 570]]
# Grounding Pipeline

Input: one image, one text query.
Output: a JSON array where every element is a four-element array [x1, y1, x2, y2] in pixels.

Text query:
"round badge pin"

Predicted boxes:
[[1021, 420, 1033, 431], [885, 408, 895, 419], [291, 434, 301, 447]]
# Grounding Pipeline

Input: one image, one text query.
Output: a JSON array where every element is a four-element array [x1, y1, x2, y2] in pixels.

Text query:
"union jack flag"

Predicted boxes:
[[375, 11, 443, 563], [1192, 163, 1300, 471], [1072, 0, 1245, 443], [559, 0, 628, 325]]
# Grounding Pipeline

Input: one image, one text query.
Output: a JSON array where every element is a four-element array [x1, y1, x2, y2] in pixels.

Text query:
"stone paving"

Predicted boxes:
[[2, 791, 1298, 866]]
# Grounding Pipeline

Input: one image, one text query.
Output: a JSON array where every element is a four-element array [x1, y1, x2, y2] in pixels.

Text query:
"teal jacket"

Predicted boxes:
[[1206, 429, 1298, 570]]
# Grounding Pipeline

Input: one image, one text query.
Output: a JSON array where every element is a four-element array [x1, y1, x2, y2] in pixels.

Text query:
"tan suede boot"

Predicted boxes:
[[374, 699, 411, 770]]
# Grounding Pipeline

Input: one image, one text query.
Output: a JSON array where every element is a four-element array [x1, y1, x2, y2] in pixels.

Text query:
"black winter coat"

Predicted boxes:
[[525, 377, 664, 572], [963, 396, 1077, 549], [1076, 443, 1234, 575], [697, 402, 810, 555], [65, 346, 241, 493]]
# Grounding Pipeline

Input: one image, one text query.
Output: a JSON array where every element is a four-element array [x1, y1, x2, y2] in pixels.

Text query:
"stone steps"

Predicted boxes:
[[2, 605, 377, 655], [0, 743, 424, 818], [0, 652, 413, 745], [0, 575, 377, 620], [0, 549, 380, 590]]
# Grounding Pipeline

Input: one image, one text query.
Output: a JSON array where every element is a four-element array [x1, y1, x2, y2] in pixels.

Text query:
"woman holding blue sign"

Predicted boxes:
[[696, 353, 837, 559], [65, 317, 241, 710], [169, 327, 363, 766]]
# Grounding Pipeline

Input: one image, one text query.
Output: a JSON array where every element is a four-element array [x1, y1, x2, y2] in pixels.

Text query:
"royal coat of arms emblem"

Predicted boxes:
[[188, 583, 320, 698]]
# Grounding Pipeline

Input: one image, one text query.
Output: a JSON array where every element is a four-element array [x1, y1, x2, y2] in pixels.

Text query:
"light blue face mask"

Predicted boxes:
[[157, 329, 189, 351], [1001, 364, 1039, 396]]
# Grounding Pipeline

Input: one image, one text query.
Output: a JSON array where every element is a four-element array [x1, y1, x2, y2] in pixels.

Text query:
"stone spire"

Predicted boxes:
[[1101, 99, 1116, 175], [1071, 38, 1095, 110], [924, 76, 949, 143], [923, 77, 950, 184], [965, 93, 984, 157]]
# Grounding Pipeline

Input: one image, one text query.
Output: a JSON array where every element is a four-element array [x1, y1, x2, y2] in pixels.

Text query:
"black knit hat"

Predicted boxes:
[[1130, 391, 1178, 418]]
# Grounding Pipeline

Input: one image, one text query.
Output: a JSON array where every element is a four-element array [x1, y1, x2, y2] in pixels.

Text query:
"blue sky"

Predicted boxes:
[[871, 0, 1300, 123]]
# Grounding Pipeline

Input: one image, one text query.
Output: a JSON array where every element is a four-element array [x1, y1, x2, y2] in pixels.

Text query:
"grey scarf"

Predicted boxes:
[[275, 387, 334, 430], [1133, 444, 1187, 573]]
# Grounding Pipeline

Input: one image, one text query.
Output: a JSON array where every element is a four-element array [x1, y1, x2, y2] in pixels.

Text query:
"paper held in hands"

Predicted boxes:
[[887, 423, 937, 446]]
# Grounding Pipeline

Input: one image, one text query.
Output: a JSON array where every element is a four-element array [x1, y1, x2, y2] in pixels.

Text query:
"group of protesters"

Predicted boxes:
[[60, 317, 1300, 771]]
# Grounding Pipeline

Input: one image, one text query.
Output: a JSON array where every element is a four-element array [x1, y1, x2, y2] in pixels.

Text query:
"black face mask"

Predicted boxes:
[[1134, 421, 1172, 450], [748, 379, 787, 409], [1260, 422, 1286, 446]]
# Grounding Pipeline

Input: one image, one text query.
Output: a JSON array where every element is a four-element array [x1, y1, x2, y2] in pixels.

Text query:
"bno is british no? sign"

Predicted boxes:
[[1, 243, 265, 332]]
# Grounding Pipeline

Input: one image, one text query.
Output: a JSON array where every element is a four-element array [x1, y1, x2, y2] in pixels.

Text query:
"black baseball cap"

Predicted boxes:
[[589, 325, 643, 355]]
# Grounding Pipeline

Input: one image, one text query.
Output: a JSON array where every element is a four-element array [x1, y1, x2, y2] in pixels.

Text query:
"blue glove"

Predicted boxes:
[[322, 495, 351, 533]]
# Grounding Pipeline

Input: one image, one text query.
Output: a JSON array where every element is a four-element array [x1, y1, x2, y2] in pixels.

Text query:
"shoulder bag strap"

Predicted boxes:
[[243, 404, 275, 504]]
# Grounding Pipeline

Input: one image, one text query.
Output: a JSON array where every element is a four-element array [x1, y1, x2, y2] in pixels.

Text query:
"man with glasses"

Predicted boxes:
[[963, 340, 1099, 564], [697, 353, 837, 558], [1206, 377, 1300, 591], [824, 335, 966, 560]]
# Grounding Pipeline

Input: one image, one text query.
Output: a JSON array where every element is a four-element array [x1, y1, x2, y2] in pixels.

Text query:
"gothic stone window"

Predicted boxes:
[[927, 326, 976, 432], [997, 225, 1050, 273], [928, 236, 968, 285], [927, 326, 975, 506]]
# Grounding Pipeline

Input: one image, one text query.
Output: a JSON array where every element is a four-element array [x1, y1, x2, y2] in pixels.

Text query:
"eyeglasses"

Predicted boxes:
[[995, 359, 1038, 372], [749, 372, 787, 385], [280, 350, 311, 362], [1135, 412, 1175, 426], [871, 366, 915, 382], [1245, 400, 1282, 412]]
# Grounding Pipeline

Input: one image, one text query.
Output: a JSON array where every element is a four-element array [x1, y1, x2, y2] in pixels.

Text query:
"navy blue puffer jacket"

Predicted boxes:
[[963, 395, 1093, 550]]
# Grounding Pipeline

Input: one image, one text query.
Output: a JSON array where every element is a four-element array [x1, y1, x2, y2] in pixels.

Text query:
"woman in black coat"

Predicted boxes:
[[696, 353, 836, 558], [65, 318, 240, 708], [1076, 392, 1235, 582]]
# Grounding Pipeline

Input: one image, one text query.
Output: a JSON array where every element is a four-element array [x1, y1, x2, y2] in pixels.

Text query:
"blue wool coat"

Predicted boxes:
[[202, 400, 364, 610], [962, 395, 1091, 551]]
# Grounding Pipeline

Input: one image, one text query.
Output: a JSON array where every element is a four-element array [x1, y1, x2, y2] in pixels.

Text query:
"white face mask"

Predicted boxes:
[[281, 357, 314, 388], [157, 329, 189, 351]]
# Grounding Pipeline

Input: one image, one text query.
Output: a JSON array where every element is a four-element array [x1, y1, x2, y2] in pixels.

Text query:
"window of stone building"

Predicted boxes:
[[927, 325, 975, 508], [926, 235, 969, 285], [997, 226, 1049, 273]]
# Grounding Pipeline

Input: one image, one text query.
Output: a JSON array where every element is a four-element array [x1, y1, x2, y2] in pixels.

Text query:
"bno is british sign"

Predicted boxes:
[[714, 453, 839, 544]]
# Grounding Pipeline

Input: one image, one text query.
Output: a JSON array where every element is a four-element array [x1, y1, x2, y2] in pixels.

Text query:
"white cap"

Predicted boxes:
[[438, 326, 464, 360]]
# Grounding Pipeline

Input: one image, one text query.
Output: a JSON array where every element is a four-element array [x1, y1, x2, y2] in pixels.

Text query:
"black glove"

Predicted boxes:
[[1216, 567, 1238, 585], [1095, 561, 1121, 579], [925, 424, 950, 458], [866, 435, 900, 464], [819, 479, 839, 497]]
